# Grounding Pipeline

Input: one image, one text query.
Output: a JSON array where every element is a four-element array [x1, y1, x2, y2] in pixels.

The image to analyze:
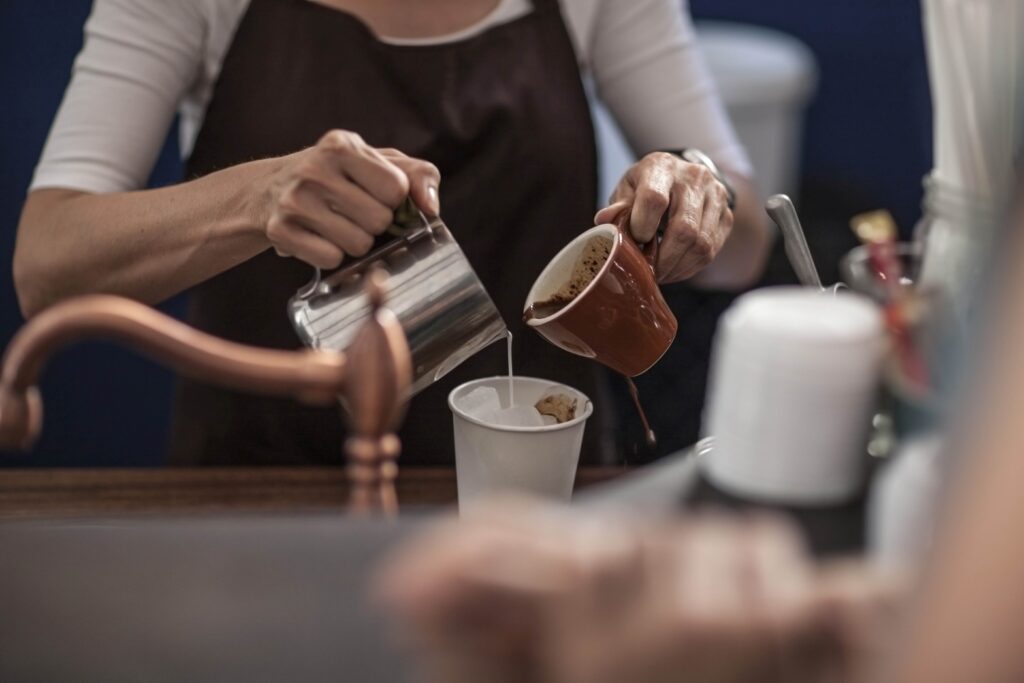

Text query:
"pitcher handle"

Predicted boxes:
[[387, 196, 432, 237]]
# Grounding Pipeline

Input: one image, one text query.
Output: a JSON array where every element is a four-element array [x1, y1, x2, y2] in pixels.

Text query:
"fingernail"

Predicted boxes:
[[427, 184, 440, 216]]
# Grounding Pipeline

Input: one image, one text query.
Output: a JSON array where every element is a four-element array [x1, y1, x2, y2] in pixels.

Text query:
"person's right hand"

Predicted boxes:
[[262, 130, 440, 269]]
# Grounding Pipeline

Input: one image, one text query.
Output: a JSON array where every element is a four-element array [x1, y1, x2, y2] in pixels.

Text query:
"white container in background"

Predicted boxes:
[[591, 21, 817, 203], [449, 377, 593, 509], [869, 434, 946, 568], [701, 288, 884, 504], [695, 22, 818, 200]]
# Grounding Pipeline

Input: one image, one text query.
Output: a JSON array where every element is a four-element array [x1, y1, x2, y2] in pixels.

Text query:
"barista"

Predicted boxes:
[[15, 0, 771, 465]]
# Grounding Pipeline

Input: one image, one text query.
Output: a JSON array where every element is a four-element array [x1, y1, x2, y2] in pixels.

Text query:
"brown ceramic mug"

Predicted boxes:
[[523, 218, 678, 377]]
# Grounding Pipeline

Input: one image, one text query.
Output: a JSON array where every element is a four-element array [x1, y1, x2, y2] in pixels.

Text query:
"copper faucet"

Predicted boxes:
[[0, 271, 411, 515]]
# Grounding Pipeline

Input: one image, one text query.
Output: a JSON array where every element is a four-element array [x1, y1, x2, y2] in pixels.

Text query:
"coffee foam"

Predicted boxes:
[[554, 235, 613, 301]]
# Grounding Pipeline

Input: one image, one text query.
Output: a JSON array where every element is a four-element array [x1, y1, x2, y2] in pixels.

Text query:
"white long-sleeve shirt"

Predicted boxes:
[[30, 0, 751, 194]]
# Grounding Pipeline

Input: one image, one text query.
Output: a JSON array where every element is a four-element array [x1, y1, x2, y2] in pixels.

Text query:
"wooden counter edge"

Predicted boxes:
[[0, 467, 628, 519]]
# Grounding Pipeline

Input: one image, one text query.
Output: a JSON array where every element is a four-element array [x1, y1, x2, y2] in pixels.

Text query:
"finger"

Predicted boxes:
[[266, 215, 344, 269], [305, 207, 376, 258], [656, 188, 700, 280], [663, 190, 728, 283], [374, 524, 501, 629], [283, 183, 376, 256], [382, 149, 442, 216], [375, 505, 575, 617], [319, 132, 410, 208], [565, 522, 647, 617], [796, 565, 900, 678], [667, 194, 733, 282], [675, 517, 749, 622], [294, 170, 395, 236], [812, 563, 908, 638], [667, 518, 770, 678], [628, 172, 672, 243], [701, 180, 734, 256], [665, 193, 719, 282], [605, 178, 637, 214], [743, 517, 813, 615], [594, 200, 631, 226]]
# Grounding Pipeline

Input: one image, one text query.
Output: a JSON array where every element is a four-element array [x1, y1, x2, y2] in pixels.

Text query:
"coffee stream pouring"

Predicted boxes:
[[290, 199, 507, 396]]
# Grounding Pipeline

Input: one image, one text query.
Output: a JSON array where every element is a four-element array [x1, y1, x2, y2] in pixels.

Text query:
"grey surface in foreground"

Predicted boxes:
[[0, 450, 697, 682], [576, 445, 701, 513], [0, 517, 422, 682]]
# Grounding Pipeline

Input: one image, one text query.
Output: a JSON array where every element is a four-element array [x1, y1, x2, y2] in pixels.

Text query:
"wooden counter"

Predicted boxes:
[[0, 466, 627, 519]]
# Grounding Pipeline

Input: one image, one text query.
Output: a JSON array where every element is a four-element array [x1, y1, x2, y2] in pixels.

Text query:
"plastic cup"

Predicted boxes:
[[449, 376, 593, 509]]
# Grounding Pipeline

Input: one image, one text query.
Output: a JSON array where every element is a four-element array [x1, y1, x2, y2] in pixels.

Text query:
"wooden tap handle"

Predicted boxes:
[[341, 270, 412, 515]]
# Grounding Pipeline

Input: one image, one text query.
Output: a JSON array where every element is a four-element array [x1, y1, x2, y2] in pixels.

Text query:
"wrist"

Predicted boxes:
[[238, 157, 282, 240]]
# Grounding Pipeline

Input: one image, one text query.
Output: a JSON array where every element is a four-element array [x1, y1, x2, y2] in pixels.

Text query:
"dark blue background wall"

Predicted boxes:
[[0, 0, 184, 466], [690, 0, 933, 230], [0, 1, 932, 467]]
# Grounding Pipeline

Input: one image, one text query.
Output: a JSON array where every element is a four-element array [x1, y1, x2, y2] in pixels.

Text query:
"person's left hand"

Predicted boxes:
[[595, 152, 734, 283]]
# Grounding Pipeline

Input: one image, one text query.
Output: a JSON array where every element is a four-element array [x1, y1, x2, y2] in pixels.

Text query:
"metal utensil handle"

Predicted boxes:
[[766, 194, 823, 289]]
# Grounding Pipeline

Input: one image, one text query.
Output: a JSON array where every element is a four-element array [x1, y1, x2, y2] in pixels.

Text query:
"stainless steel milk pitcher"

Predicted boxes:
[[289, 200, 507, 395]]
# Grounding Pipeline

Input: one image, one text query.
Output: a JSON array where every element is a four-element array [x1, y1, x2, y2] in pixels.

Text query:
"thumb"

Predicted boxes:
[[377, 148, 442, 217], [393, 157, 441, 217], [594, 200, 631, 226], [407, 168, 440, 218]]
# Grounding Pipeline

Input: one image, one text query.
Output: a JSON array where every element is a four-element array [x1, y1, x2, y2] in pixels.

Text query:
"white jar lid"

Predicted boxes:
[[716, 287, 884, 379]]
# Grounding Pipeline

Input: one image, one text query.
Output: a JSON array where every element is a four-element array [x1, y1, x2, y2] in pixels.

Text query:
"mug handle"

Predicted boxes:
[[614, 208, 660, 273]]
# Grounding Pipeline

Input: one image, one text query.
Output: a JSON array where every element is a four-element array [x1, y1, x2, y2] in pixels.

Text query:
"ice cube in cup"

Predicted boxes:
[[457, 386, 502, 420], [486, 405, 546, 428]]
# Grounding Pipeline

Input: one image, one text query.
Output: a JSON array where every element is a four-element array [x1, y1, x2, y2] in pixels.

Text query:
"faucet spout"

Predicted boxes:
[[0, 271, 412, 514], [0, 296, 349, 449]]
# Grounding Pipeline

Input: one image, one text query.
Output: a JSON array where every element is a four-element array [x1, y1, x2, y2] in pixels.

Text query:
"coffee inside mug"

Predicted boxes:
[[523, 222, 675, 448], [523, 225, 618, 324]]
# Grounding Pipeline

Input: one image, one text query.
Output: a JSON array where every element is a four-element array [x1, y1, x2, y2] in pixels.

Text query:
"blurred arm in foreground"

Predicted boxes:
[[375, 503, 904, 683], [883, 199, 1024, 682]]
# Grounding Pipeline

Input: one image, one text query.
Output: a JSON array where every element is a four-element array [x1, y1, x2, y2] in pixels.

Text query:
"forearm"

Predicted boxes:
[[14, 157, 277, 316], [686, 173, 773, 291], [886, 219, 1024, 682]]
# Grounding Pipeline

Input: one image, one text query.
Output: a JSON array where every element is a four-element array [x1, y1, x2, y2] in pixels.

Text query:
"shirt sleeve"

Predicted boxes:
[[586, 0, 753, 178], [29, 0, 208, 194]]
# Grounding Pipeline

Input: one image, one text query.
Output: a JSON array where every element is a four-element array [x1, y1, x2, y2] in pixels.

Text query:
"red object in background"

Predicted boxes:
[[854, 213, 930, 394]]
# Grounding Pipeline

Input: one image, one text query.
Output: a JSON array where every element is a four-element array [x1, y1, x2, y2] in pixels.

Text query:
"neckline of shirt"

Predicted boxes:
[[303, 0, 531, 46]]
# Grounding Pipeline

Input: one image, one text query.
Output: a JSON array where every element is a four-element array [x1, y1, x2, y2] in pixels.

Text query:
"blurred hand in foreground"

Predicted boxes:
[[374, 501, 906, 683]]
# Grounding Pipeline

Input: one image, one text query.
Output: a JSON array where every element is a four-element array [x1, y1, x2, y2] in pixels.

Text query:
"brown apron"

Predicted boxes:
[[170, 0, 611, 466]]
